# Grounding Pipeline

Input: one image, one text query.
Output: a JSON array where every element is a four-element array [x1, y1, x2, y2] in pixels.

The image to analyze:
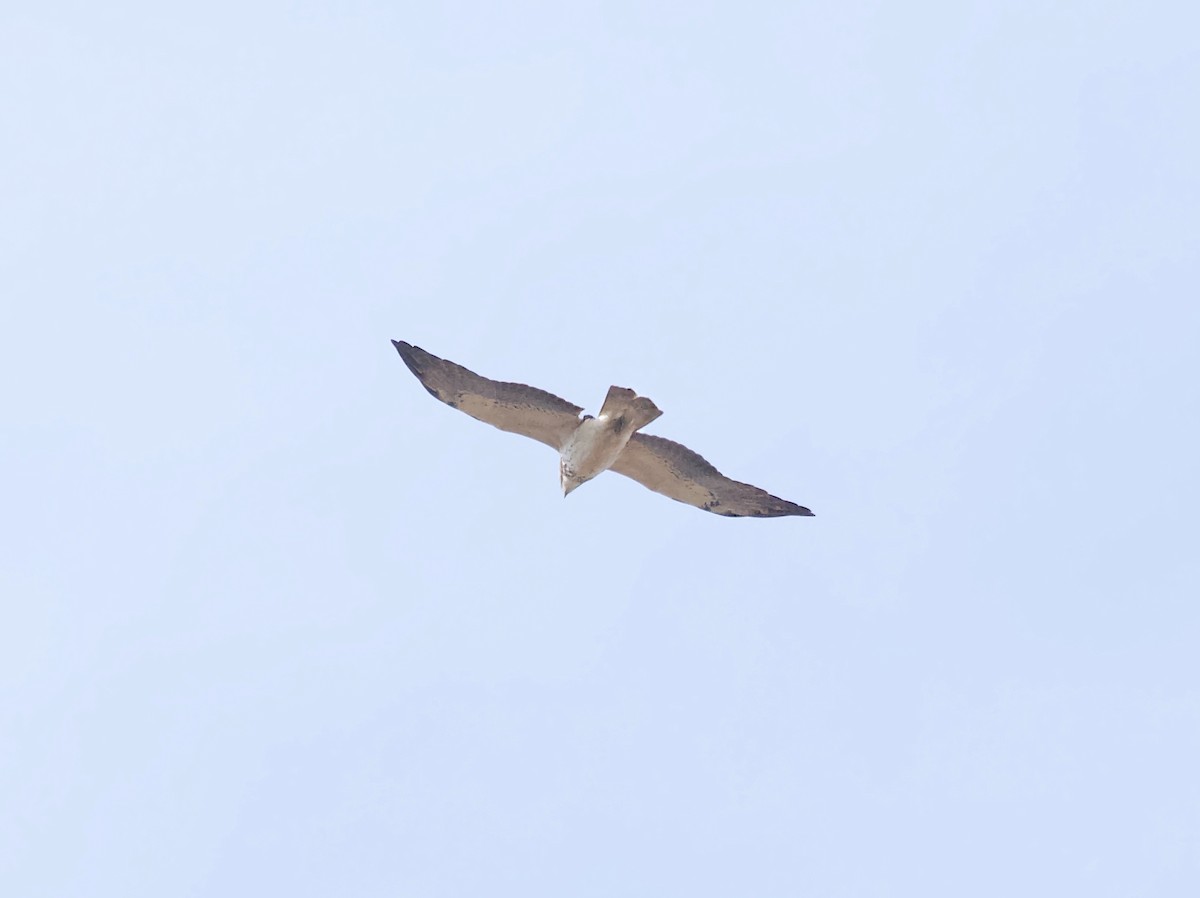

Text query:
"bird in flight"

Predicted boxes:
[[392, 341, 814, 518]]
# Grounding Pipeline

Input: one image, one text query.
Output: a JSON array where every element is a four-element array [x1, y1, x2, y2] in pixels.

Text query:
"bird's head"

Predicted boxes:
[[560, 461, 585, 497]]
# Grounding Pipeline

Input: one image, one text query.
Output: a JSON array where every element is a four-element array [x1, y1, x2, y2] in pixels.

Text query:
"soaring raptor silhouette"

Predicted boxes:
[[392, 341, 814, 518]]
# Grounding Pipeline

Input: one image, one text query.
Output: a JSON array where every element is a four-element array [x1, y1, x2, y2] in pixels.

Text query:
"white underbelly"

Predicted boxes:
[[561, 416, 631, 480]]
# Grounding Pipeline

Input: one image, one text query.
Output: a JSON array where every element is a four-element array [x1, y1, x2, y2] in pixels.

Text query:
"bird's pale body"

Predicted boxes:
[[560, 414, 634, 495]]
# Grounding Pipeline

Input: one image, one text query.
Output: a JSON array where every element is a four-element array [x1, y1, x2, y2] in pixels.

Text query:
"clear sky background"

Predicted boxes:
[[3, 2, 1198, 895]]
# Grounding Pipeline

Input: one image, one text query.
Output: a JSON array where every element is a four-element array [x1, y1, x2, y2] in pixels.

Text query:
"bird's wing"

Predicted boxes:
[[609, 433, 814, 517], [392, 341, 583, 450]]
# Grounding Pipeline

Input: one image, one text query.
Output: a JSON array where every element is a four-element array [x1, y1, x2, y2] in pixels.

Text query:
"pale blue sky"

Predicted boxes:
[[3, 2, 1198, 895]]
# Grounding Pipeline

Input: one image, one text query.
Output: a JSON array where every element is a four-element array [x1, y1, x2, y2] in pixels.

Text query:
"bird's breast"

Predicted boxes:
[[561, 416, 632, 480]]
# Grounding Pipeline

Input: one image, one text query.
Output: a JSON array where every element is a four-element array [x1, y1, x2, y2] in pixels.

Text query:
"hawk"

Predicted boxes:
[[392, 341, 814, 518]]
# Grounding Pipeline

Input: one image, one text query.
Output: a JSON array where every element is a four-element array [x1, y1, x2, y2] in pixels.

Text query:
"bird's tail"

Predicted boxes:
[[599, 386, 662, 433]]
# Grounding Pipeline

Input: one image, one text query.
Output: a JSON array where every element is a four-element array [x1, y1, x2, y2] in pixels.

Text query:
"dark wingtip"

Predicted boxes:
[[716, 501, 816, 518], [770, 498, 815, 518], [391, 340, 426, 378], [391, 341, 449, 404]]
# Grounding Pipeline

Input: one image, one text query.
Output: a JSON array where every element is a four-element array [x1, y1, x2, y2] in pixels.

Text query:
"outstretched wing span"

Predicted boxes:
[[392, 341, 583, 450], [610, 433, 814, 518]]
